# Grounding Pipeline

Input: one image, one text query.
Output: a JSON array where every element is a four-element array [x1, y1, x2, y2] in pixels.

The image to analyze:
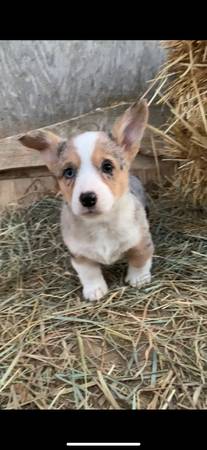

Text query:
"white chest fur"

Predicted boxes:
[[61, 193, 143, 265]]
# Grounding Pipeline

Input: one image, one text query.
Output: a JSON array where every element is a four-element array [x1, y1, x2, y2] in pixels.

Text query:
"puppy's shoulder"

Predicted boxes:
[[129, 175, 146, 206], [129, 175, 150, 220]]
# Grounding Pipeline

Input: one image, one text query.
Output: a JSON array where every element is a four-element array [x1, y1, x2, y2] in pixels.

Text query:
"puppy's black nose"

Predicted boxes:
[[79, 191, 97, 208]]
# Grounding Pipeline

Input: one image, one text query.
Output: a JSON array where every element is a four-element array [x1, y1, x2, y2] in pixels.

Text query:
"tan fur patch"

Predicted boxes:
[[19, 130, 61, 151], [91, 134, 129, 198], [126, 232, 154, 268]]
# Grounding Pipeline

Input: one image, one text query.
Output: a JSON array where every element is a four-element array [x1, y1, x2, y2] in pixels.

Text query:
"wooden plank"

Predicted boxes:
[[0, 104, 172, 210], [0, 139, 43, 171], [0, 166, 49, 180], [0, 103, 168, 172], [0, 176, 58, 211], [132, 155, 175, 185], [0, 154, 175, 184], [0, 156, 175, 211]]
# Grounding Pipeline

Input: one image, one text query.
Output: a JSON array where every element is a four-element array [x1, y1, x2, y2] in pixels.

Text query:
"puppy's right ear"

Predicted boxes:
[[112, 99, 149, 162], [19, 130, 65, 172]]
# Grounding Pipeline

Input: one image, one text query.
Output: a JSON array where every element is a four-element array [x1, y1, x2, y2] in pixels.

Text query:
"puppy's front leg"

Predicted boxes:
[[71, 256, 108, 301], [125, 233, 154, 288]]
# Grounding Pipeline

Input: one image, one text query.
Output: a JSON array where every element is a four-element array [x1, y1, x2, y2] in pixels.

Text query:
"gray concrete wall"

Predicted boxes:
[[0, 40, 165, 139]]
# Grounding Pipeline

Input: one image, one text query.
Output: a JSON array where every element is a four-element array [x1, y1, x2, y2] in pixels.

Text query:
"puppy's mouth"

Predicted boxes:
[[82, 207, 101, 217]]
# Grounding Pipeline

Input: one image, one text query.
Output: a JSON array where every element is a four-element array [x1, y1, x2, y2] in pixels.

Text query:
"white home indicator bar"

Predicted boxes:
[[66, 444, 141, 447]]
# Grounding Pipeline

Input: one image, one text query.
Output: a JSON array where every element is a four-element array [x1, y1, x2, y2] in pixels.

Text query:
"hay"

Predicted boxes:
[[146, 40, 207, 208], [0, 195, 207, 409]]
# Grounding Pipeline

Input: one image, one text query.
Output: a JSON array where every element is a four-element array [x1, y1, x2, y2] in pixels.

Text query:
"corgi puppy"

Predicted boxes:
[[19, 99, 154, 301]]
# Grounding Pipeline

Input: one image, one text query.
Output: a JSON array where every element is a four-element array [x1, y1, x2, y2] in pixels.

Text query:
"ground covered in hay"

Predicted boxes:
[[0, 193, 207, 409]]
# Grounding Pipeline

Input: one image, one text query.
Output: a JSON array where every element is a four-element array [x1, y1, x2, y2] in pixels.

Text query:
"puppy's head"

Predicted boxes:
[[19, 99, 148, 218]]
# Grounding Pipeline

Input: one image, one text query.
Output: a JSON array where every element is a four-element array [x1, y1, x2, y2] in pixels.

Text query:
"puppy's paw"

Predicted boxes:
[[125, 265, 151, 288], [125, 271, 151, 288], [83, 280, 108, 301]]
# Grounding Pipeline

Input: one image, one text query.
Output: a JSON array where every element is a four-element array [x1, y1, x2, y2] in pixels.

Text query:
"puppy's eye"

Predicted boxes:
[[101, 159, 114, 175], [63, 167, 76, 179]]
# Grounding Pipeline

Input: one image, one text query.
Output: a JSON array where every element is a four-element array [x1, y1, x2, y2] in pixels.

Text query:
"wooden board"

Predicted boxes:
[[0, 103, 168, 173], [0, 103, 173, 209], [0, 155, 175, 210], [0, 176, 58, 211]]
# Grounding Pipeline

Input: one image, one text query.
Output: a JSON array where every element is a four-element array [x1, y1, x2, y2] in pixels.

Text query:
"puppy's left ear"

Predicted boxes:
[[112, 99, 149, 161]]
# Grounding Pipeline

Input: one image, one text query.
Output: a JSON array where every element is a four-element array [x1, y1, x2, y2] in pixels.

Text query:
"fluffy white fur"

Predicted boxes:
[[61, 192, 142, 266], [71, 258, 108, 301], [61, 190, 151, 301]]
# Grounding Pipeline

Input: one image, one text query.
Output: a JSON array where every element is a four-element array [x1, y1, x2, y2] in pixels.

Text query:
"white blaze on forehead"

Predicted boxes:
[[71, 131, 115, 216], [73, 131, 99, 163]]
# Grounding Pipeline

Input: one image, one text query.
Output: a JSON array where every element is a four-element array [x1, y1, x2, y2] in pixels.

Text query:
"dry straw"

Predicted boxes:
[[146, 40, 207, 208], [0, 195, 206, 409]]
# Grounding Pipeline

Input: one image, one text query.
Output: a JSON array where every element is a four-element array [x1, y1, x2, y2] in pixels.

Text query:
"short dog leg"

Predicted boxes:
[[71, 256, 108, 301], [125, 234, 154, 288]]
